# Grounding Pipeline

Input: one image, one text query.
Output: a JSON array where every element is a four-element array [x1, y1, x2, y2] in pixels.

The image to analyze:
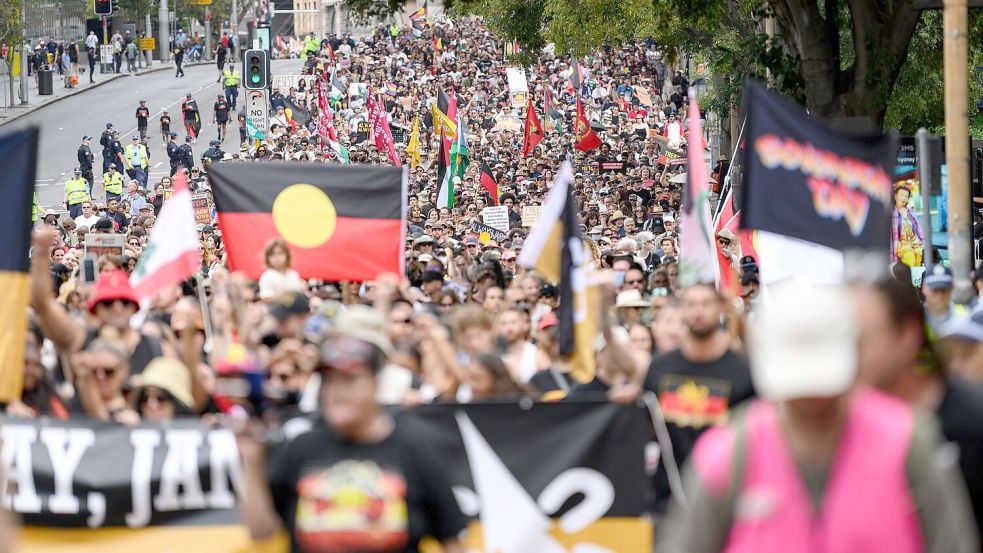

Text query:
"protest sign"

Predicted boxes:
[[391, 126, 406, 144], [482, 205, 509, 232], [599, 161, 627, 173], [507, 67, 529, 108], [635, 86, 653, 107], [355, 120, 371, 143], [470, 222, 508, 244], [741, 80, 896, 251], [5, 403, 651, 553], [192, 194, 211, 226], [270, 74, 306, 92], [493, 115, 522, 133], [522, 205, 541, 227], [84, 233, 125, 259]]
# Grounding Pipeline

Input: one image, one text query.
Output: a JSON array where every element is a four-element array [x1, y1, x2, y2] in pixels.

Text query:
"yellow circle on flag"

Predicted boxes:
[[272, 184, 337, 248]]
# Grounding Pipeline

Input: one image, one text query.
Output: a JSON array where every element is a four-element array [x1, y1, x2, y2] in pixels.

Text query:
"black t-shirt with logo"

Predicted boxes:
[[643, 347, 755, 512], [268, 416, 467, 553]]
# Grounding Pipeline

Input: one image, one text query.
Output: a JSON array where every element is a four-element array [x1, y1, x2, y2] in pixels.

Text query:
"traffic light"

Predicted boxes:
[[243, 49, 269, 90], [93, 0, 112, 15]]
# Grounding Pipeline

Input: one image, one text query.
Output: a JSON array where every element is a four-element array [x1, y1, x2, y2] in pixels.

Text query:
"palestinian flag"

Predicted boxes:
[[330, 74, 346, 99], [130, 170, 200, 300], [543, 86, 563, 131], [522, 98, 544, 158], [245, 117, 265, 140], [479, 160, 498, 205], [208, 163, 406, 281], [436, 124, 453, 208], [573, 98, 601, 152], [678, 88, 716, 287], [518, 161, 597, 385], [0, 127, 38, 404], [450, 114, 469, 179]]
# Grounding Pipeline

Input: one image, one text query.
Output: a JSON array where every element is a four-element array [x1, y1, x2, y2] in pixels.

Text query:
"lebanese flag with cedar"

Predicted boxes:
[[573, 98, 601, 152], [523, 99, 544, 158], [479, 160, 499, 205], [129, 170, 201, 301], [208, 163, 405, 281]]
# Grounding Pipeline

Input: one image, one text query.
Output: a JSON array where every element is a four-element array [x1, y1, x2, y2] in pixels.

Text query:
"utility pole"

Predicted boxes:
[[231, 0, 238, 49], [943, 0, 972, 301], [20, 1, 27, 105], [145, 12, 153, 65], [158, 0, 170, 62], [204, 6, 211, 60]]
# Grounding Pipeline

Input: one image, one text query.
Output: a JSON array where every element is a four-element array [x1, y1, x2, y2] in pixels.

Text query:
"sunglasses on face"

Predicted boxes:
[[97, 299, 137, 310], [94, 366, 120, 379], [140, 389, 173, 405]]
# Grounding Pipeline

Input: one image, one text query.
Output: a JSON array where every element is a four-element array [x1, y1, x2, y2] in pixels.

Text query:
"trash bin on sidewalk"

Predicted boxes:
[[38, 69, 53, 95]]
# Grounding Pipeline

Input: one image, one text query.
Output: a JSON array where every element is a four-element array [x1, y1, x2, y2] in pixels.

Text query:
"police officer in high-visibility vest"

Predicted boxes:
[[303, 33, 319, 58], [123, 135, 149, 188], [64, 167, 90, 218], [224, 63, 240, 110], [103, 163, 124, 202], [32, 192, 44, 223]]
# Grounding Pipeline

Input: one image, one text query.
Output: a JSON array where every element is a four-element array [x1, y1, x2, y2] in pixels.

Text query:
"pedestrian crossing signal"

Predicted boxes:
[[244, 49, 268, 90], [94, 0, 112, 15]]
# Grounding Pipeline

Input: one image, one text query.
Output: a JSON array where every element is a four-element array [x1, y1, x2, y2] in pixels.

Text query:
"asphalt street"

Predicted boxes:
[[14, 59, 296, 211]]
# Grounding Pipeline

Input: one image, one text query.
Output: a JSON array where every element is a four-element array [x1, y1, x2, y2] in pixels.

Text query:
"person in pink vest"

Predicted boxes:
[[657, 281, 978, 553]]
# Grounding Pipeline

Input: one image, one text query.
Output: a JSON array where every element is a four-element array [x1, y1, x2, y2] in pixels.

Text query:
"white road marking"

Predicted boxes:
[[154, 161, 162, 168]]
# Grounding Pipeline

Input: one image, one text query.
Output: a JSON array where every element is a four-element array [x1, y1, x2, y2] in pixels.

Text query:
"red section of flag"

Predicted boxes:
[[217, 214, 403, 281], [523, 99, 544, 158], [368, 93, 402, 166], [573, 98, 601, 152], [479, 161, 499, 205]]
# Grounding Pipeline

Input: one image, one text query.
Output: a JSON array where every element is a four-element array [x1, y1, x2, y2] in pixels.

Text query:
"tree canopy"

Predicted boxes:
[[347, 0, 983, 134]]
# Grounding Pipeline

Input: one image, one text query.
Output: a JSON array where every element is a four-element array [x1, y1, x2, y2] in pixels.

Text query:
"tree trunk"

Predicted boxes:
[[769, 0, 922, 128]]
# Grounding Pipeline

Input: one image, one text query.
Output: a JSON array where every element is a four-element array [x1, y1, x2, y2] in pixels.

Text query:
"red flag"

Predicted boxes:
[[713, 186, 739, 295], [522, 99, 544, 158], [573, 98, 601, 152], [367, 93, 402, 166], [479, 160, 499, 205]]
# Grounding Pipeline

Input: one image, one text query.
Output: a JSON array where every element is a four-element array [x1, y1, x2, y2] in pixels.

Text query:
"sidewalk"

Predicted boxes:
[[0, 60, 207, 127]]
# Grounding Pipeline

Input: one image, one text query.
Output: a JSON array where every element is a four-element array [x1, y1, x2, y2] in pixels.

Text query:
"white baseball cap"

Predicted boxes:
[[749, 281, 858, 401]]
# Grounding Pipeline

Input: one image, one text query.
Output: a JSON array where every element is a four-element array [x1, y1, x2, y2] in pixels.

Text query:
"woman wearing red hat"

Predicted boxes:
[[30, 228, 176, 377]]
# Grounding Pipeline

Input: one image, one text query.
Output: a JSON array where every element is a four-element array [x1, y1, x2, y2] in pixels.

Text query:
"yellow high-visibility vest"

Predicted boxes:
[[65, 178, 89, 205], [224, 69, 240, 87], [104, 171, 124, 194], [124, 143, 148, 169]]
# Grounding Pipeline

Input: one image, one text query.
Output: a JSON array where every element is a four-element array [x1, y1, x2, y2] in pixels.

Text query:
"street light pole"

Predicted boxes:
[[159, 0, 170, 62], [943, 0, 972, 301]]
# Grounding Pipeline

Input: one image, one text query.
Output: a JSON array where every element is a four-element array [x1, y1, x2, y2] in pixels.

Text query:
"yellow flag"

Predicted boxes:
[[407, 115, 422, 168]]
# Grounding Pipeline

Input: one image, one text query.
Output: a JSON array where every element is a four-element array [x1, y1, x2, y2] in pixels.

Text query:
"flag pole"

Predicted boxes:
[[195, 273, 215, 353]]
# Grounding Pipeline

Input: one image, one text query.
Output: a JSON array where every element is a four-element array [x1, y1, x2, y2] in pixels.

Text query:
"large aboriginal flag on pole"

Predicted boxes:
[[208, 163, 406, 281], [0, 127, 38, 403]]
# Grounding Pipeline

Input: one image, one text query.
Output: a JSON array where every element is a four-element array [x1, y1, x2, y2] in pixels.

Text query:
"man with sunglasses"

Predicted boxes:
[[239, 306, 467, 553]]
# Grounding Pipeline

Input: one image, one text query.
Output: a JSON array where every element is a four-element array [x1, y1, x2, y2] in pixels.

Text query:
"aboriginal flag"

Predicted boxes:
[[479, 160, 498, 205], [208, 163, 406, 281], [0, 126, 39, 403]]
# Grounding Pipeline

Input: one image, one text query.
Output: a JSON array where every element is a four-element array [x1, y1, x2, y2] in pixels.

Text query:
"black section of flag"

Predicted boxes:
[[0, 127, 39, 272], [740, 80, 896, 250], [207, 162, 402, 218]]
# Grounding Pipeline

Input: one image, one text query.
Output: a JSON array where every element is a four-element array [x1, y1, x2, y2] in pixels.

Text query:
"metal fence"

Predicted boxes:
[[0, 60, 11, 117], [24, 0, 87, 45]]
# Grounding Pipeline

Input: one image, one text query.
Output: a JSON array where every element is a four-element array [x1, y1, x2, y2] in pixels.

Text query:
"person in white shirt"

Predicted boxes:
[[496, 307, 547, 384], [85, 32, 99, 50], [74, 202, 101, 230], [258, 238, 306, 300]]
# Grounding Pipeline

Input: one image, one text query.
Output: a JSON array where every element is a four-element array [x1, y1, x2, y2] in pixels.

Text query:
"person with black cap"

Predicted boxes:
[[179, 135, 195, 171], [77, 135, 95, 194], [63, 168, 90, 218], [213, 93, 230, 142], [181, 93, 201, 141], [159, 109, 172, 145], [923, 264, 968, 332], [166, 131, 180, 176], [102, 163, 124, 202], [99, 123, 115, 174], [202, 140, 225, 164], [135, 100, 150, 139], [238, 306, 468, 553]]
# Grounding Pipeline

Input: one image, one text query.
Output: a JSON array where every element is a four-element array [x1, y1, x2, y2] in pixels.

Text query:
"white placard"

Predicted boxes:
[[482, 206, 510, 232]]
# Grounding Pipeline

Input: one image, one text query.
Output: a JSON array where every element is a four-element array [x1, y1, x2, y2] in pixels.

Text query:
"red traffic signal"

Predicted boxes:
[[94, 0, 112, 15]]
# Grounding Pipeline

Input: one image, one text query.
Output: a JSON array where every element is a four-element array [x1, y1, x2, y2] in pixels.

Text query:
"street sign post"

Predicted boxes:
[[245, 88, 268, 133]]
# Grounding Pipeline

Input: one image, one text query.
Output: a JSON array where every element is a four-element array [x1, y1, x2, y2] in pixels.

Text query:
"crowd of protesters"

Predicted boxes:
[[10, 15, 983, 552]]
